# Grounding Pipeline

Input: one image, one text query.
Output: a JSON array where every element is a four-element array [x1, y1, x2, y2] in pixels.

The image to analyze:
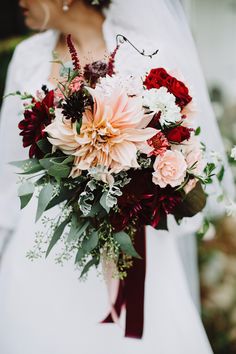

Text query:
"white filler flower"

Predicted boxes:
[[143, 87, 181, 126], [231, 146, 236, 160]]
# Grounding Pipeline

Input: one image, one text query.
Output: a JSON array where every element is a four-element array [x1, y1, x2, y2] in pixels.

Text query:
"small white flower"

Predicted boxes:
[[143, 87, 181, 126], [230, 146, 236, 160], [210, 150, 222, 163], [97, 75, 143, 97]]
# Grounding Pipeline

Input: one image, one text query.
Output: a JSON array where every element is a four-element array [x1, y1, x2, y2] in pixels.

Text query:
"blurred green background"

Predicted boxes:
[[0, 0, 28, 105], [0, 1, 236, 353]]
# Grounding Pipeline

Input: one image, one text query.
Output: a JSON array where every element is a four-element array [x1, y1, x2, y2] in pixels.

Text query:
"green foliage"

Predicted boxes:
[[39, 155, 74, 180], [36, 184, 54, 222], [46, 217, 70, 257], [114, 231, 141, 259], [67, 215, 90, 242], [11, 158, 43, 174], [18, 181, 35, 209], [196, 219, 210, 240], [217, 166, 225, 182], [80, 257, 99, 278], [195, 126, 201, 136]]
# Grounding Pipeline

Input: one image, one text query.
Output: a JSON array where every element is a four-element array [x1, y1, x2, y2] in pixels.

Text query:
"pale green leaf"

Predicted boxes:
[[18, 181, 35, 209], [46, 218, 70, 257], [36, 184, 54, 222], [114, 231, 141, 259]]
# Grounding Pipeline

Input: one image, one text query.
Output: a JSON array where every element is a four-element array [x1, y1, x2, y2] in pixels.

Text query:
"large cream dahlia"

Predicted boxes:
[[45, 86, 157, 177]]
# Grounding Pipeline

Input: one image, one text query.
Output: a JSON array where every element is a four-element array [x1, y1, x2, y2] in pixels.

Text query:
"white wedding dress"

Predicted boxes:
[[0, 5, 234, 354]]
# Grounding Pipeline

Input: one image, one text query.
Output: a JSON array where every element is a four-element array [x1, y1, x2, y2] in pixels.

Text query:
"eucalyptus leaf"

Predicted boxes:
[[48, 164, 71, 178], [75, 248, 85, 264], [19, 165, 44, 175], [217, 166, 225, 182], [36, 184, 54, 222], [75, 221, 90, 241], [39, 156, 69, 170], [46, 218, 70, 257], [39, 157, 55, 170], [46, 186, 75, 210], [10, 158, 38, 169], [11, 158, 43, 174], [74, 229, 98, 264], [60, 156, 74, 165], [67, 217, 90, 242], [114, 231, 141, 259], [82, 231, 99, 254], [67, 214, 78, 242], [80, 257, 98, 278], [18, 181, 35, 209]]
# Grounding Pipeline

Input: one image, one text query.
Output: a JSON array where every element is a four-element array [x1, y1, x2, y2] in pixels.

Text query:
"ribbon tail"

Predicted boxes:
[[101, 226, 146, 339], [102, 280, 125, 324], [124, 226, 146, 339]]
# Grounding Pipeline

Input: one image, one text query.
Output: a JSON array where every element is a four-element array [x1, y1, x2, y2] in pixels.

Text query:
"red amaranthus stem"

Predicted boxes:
[[107, 45, 120, 76], [67, 34, 81, 72]]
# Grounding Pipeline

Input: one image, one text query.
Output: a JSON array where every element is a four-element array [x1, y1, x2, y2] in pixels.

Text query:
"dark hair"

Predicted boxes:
[[83, 0, 112, 10]]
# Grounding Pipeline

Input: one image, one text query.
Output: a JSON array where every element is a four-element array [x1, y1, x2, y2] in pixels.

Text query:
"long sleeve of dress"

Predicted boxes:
[[0, 47, 26, 237]]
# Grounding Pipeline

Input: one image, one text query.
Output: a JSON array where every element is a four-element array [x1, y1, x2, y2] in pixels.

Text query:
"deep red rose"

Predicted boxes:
[[110, 170, 182, 232], [166, 126, 191, 143], [169, 78, 192, 109], [19, 90, 54, 158], [144, 68, 170, 90], [144, 68, 192, 109]]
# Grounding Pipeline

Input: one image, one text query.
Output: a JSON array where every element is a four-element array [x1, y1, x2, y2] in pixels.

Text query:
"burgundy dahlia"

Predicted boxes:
[[18, 90, 54, 158], [110, 170, 182, 232]]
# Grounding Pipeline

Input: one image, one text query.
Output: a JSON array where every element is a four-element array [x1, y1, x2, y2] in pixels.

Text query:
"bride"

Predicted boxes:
[[0, 0, 234, 353]]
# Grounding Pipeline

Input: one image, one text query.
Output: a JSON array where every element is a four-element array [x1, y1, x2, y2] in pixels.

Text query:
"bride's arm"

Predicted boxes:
[[0, 47, 26, 253]]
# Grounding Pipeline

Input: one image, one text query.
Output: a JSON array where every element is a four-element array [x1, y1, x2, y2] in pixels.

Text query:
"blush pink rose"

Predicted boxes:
[[184, 139, 204, 175], [152, 150, 187, 188]]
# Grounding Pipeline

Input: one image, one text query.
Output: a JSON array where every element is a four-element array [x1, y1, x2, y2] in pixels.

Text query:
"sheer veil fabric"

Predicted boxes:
[[106, 0, 234, 203], [0, 1, 233, 353]]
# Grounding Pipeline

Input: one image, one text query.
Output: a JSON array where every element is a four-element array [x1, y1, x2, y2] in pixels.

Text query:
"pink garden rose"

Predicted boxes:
[[152, 150, 187, 188], [172, 137, 204, 176], [184, 138, 204, 175]]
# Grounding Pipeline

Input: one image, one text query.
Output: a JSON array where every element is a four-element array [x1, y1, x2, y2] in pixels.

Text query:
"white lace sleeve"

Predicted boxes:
[[0, 47, 26, 234]]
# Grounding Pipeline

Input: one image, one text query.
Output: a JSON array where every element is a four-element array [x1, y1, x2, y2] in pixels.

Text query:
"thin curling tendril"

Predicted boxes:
[[116, 34, 159, 59]]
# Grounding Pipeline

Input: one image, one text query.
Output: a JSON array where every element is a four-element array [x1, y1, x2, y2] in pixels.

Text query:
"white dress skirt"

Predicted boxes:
[[0, 22, 231, 353]]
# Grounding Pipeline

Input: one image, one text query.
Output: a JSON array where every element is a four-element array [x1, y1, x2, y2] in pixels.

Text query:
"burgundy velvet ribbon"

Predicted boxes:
[[102, 226, 146, 339]]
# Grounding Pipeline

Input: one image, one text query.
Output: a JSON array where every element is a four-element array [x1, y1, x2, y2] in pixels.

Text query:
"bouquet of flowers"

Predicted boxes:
[[10, 35, 220, 338], [12, 34, 217, 274]]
